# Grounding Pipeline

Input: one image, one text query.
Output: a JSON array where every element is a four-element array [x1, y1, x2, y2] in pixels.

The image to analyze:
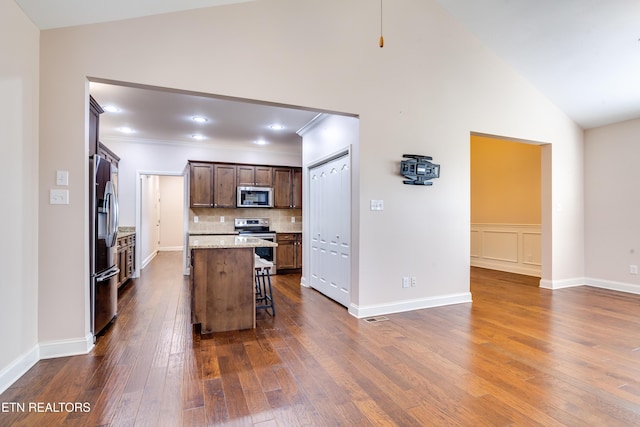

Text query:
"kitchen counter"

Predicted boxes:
[[189, 235, 277, 334], [118, 227, 135, 238], [187, 230, 238, 236], [189, 235, 277, 249]]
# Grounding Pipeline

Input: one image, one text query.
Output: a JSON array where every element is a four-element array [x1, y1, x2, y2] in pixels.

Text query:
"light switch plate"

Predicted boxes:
[[56, 170, 69, 186], [50, 189, 69, 205], [370, 199, 384, 211]]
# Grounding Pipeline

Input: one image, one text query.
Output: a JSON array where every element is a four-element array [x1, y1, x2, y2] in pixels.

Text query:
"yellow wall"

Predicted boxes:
[[471, 135, 541, 224]]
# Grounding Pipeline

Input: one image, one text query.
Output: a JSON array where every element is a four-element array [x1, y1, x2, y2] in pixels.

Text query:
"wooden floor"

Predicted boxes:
[[3, 253, 640, 426]]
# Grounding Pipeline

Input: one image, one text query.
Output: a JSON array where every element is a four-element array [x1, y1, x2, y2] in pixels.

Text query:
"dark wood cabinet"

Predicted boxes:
[[191, 247, 255, 332], [189, 162, 236, 208], [189, 161, 301, 209], [190, 163, 214, 207], [237, 165, 272, 187], [98, 142, 120, 166], [89, 95, 104, 157], [274, 167, 302, 209], [276, 233, 302, 271], [117, 234, 135, 288], [292, 167, 302, 209], [213, 164, 237, 208]]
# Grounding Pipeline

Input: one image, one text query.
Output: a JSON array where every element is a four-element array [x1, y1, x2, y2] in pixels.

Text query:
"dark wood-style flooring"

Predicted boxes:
[[3, 252, 640, 426]]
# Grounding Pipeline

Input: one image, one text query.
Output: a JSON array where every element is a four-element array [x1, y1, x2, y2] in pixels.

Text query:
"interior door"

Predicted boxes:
[[309, 153, 351, 307]]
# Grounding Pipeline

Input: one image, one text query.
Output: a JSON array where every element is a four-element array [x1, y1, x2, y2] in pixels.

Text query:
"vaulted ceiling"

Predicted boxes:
[[14, 0, 640, 138]]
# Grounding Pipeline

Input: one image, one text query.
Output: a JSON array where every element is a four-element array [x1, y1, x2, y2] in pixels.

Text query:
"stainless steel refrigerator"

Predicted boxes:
[[89, 155, 119, 336]]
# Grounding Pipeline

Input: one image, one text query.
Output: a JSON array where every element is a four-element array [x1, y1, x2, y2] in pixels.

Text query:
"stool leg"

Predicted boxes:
[[255, 267, 263, 299], [264, 269, 275, 316], [255, 268, 275, 317]]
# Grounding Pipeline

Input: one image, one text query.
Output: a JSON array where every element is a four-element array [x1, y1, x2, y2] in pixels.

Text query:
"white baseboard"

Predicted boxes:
[[39, 333, 94, 360], [471, 259, 541, 277], [141, 250, 158, 269], [159, 246, 183, 252], [540, 277, 585, 289], [585, 277, 640, 295], [0, 345, 39, 395], [348, 292, 473, 319]]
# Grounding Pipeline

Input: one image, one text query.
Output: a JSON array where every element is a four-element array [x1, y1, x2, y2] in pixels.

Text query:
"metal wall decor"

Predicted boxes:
[[400, 154, 440, 185]]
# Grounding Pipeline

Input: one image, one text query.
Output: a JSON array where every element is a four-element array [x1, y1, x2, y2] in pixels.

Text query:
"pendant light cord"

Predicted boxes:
[[379, 0, 384, 48]]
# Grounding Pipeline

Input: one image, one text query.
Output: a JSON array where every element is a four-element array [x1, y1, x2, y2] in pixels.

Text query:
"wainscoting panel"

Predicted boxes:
[[471, 224, 541, 277]]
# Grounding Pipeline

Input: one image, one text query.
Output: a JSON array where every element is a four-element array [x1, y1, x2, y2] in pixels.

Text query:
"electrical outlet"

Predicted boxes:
[[194, 216, 199, 223], [411, 277, 417, 287], [291, 216, 296, 223], [631, 265, 638, 275], [220, 216, 225, 223], [402, 277, 410, 288]]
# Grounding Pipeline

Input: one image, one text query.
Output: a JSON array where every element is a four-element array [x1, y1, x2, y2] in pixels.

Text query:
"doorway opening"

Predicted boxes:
[[137, 172, 185, 274], [470, 133, 550, 282]]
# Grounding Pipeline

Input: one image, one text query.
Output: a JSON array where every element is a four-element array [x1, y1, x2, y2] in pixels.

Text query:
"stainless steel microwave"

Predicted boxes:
[[237, 186, 273, 208]]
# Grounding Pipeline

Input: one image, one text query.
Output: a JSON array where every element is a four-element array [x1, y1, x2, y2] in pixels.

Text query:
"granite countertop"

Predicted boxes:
[[188, 230, 239, 236], [118, 227, 136, 238], [189, 235, 278, 249]]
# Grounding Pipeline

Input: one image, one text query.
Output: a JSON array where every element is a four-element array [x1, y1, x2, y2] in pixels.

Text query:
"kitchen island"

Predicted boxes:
[[189, 235, 277, 333]]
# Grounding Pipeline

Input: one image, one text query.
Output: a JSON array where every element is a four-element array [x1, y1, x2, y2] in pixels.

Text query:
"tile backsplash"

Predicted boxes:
[[189, 208, 302, 234]]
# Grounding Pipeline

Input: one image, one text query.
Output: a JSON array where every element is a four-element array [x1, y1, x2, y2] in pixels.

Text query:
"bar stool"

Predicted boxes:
[[254, 257, 275, 317]]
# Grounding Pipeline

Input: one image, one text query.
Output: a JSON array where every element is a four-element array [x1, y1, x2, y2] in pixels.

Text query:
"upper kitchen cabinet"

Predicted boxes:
[[273, 167, 302, 209], [237, 165, 273, 187], [213, 164, 237, 208], [89, 95, 104, 157], [98, 142, 120, 167], [189, 162, 237, 208], [190, 162, 214, 207]]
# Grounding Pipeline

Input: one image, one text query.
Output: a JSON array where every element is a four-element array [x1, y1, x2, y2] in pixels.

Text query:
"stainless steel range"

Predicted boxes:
[[235, 218, 276, 273]]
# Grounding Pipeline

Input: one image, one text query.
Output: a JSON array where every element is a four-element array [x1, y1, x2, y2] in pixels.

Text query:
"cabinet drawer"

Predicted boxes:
[[277, 233, 297, 242]]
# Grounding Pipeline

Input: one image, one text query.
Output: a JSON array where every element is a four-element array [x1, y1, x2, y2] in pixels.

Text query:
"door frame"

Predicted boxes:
[[135, 170, 185, 277]]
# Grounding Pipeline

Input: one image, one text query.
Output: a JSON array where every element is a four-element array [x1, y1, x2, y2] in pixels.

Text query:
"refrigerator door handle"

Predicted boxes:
[[96, 266, 120, 282], [104, 181, 119, 248]]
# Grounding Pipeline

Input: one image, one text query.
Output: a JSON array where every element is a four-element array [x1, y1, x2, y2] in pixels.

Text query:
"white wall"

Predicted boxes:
[[585, 118, 640, 292], [37, 0, 584, 350], [0, 0, 40, 392], [159, 175, 184, 251], [140, 175, 160, 267]]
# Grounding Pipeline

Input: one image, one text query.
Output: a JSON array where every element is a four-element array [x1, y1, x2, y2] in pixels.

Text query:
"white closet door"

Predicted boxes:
[[309, 154, 350, 307]]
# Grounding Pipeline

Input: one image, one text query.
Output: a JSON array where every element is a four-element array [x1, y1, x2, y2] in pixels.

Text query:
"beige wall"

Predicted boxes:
[[585, 117, 640, 288], [37, 0, 584, 346], [159, 175, 184, 251], [0, 0, 40, 390], [471, 135, 541, 224]]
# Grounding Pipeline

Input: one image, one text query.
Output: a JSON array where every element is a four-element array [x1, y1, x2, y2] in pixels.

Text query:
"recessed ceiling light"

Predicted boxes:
[[192, 134, 206, 140], [254, 139, 268, 145], [118, 127, 134, 134], [192, 116, 208, 123], [103, 105, 121, 113], [269, 124, 285, 130]]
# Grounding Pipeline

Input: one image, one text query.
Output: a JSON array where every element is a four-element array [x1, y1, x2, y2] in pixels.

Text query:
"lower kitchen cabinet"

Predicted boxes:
[[117, 234, 135, 288], [276, 233, 302, 271]]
